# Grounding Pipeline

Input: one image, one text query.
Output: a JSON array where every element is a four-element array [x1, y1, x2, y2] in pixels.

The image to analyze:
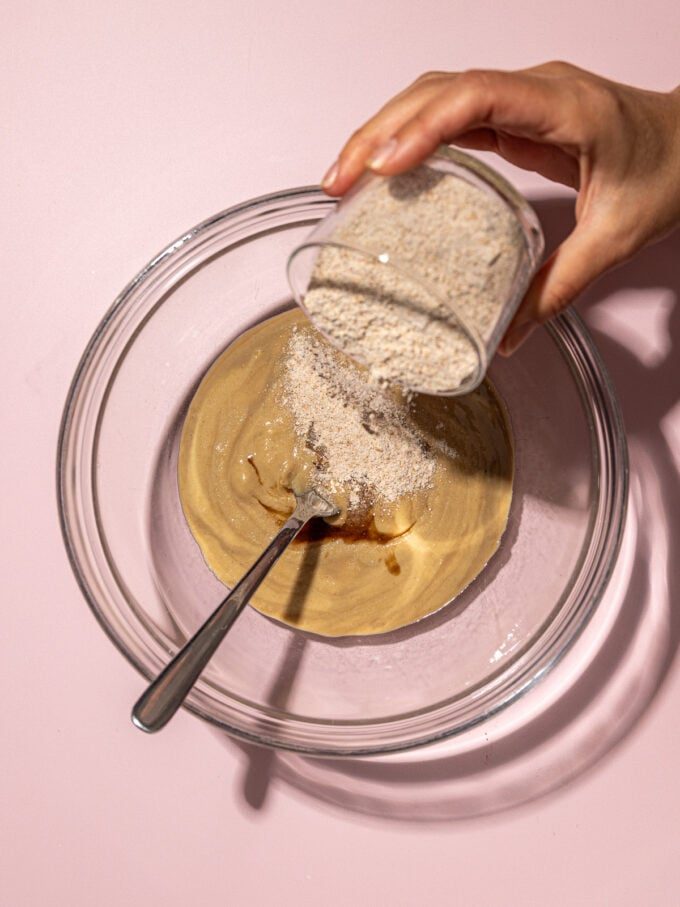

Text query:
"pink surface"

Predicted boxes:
[[2, 2, 679, 905]]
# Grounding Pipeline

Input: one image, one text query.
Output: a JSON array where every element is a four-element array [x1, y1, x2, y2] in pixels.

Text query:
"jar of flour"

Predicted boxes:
[[287, 147, 544, 395]]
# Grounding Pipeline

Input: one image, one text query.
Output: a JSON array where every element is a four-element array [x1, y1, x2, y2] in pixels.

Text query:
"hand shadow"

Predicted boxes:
[[222, 194, 679, 821], [533, 197, 680, 668]]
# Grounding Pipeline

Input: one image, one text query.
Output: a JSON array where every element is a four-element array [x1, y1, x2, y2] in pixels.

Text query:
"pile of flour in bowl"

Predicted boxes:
[[281, 323, 436, 517]]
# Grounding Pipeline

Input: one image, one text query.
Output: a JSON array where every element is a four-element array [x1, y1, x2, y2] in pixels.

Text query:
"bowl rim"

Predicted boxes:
[[57, 185, 629, 756]]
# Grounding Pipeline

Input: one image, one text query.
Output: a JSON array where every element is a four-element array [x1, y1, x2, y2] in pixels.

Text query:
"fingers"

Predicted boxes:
[[323, 69, 579, 193], [452, 129, 579, 188], [372, 71, 571, 174], [322, 74, 453, 195], [498, 218, 627, 355]]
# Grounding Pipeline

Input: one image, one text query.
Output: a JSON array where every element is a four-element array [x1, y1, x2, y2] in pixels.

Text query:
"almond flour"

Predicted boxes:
[[281, 324, 436, 511], [302, 165, 524, 393]]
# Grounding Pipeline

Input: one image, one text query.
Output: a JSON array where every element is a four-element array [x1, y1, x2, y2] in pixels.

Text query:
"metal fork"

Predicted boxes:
[[132, 488, 338, 733]]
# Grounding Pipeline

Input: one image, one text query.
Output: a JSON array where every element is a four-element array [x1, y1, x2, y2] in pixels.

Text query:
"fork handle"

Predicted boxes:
[[131, 511, 307, 733]]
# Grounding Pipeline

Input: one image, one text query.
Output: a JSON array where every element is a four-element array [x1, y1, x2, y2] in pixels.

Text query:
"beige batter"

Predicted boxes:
[[178, 310, 514, 637]]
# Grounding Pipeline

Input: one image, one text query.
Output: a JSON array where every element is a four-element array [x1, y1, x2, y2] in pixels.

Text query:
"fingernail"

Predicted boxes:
[[321, 161, 339, 188], [367, 138, 398, 170], [499, 321, 536, 356]]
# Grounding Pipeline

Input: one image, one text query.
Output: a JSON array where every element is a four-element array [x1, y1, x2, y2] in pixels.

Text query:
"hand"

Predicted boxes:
[[321, 63, 680, 354]]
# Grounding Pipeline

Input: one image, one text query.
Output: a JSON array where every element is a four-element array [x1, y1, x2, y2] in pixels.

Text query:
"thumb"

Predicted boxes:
[[498, 221, 623, 356]]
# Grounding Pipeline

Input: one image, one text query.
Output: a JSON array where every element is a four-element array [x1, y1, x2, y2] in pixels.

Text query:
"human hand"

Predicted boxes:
[[321, 63, 680, 353]]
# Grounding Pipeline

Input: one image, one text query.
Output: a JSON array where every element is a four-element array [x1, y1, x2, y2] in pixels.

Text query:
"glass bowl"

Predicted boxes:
[[287, 147, 545, 395], [57, 185, 628, 756]]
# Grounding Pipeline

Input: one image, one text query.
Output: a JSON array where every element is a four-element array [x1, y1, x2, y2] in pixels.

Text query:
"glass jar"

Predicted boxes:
[[287, 146, 544, 395]]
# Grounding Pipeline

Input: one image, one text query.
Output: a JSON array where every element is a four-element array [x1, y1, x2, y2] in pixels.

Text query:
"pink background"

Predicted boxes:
[[2, 2, 679, 905]]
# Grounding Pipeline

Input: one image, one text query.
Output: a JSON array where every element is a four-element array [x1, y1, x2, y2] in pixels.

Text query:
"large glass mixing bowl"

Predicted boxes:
[[57, 187, 628, 755]]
